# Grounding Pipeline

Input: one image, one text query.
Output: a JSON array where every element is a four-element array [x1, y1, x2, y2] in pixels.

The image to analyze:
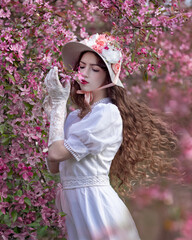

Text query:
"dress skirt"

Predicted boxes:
[[56, 185, 140, 240]]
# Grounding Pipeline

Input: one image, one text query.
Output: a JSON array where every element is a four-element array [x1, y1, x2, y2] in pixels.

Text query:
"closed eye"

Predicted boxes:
[[92, 69, 99, 72], [79, 65, 85, 69], [79, 65, 100, 72]]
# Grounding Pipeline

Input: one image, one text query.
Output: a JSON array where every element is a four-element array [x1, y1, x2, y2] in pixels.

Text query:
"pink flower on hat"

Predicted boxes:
[[112, 62, 121, 75], [92, 44, 102, 54], [92, 34, 108, 54], [81, 33, 122, 64], [96, 34, 106, 46]]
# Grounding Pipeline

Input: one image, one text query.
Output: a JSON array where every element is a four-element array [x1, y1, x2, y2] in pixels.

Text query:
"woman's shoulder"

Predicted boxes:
[[65, 109, 80, 129], [91, 98, 121, 119], [67, 108, 79, 118]]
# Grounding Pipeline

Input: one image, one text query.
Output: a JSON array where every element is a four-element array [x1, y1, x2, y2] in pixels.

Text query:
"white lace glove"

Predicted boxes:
[[44, 66, 70, 147], [43, 95, 52, 120]]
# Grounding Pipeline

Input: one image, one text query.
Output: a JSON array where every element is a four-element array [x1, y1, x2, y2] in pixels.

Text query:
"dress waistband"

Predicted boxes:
[[60, 175, 110, 189]]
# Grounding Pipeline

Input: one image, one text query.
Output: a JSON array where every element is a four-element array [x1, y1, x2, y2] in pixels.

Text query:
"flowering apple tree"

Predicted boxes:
[[0, 0, 191, 239]]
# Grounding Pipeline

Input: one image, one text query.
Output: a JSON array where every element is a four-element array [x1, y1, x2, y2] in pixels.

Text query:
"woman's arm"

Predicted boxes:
[[48, 140, 72, 162], [47, 140, 73, 174], [43, 67, 71, 174], [46, 157, 60, 174]]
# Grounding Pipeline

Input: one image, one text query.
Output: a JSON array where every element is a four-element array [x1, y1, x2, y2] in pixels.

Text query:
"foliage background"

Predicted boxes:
[[0, 0, 192, 239]]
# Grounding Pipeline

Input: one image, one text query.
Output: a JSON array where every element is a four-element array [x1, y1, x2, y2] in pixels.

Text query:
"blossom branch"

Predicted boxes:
[[110, 1, 141, 29]]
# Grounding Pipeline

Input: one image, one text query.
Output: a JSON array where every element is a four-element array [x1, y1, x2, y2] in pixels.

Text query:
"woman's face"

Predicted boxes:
[[78, 52, 107, 91]]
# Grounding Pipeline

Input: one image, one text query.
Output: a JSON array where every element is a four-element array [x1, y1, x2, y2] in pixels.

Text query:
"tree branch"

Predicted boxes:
[[111, 1, 141, 29]]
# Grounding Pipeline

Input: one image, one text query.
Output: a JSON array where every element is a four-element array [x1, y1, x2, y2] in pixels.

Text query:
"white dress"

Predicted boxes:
[[57, 98, 140, 240]]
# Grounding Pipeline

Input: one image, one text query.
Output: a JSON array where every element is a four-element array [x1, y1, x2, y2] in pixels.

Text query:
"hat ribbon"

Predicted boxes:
[[76, 82, 115, 104]]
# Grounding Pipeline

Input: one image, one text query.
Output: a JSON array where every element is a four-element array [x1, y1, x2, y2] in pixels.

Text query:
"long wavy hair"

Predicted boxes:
[[70, 51, 177, 191]]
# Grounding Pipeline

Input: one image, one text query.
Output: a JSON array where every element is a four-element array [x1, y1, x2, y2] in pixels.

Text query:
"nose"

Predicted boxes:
[[81, 66, 89, 78]]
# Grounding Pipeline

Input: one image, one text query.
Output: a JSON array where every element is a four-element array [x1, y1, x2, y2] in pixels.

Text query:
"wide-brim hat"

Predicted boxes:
[[61, 33, 124, 88]]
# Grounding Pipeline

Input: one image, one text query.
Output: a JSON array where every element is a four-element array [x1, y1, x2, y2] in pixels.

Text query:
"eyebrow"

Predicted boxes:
[[80, 61, 100, 67]]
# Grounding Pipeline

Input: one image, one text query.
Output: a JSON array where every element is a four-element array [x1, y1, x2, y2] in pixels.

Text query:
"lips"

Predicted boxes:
[[80, 79, 89, 85]]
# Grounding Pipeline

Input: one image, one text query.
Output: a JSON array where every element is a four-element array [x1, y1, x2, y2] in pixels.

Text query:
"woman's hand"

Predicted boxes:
[[43, 67, 71, 147], [43, 67, 70, 120]]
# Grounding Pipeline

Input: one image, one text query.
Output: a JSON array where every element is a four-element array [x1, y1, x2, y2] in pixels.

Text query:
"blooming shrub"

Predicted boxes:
[[0, 0, 88, 238]]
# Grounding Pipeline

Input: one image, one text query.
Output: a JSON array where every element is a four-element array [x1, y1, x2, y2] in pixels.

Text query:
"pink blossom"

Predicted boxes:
[[134, 185, 173, 208], [180, 132, 192, 161], [19, 85, 31, 96], [0, 186, 8, 198], [0, 201, 9, 214], [14, 196, 24, 204], [0, 7, 11, 18], [80, 27, 89, 39], [147, 63, 155, 71], [131, 86, 142, 95], [5, 53, 14, 64], [100, 0, 112, 8], [10, 43, 24, 60], [176, 215, 192, 240]]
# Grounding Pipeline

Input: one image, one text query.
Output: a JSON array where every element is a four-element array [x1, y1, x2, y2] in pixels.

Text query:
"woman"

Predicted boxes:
[[44, 33, 176, 240]]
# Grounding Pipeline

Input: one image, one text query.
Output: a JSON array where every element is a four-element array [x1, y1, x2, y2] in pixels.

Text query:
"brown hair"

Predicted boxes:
[[108, 86, 177, 192], [70, 51, 177, 191]]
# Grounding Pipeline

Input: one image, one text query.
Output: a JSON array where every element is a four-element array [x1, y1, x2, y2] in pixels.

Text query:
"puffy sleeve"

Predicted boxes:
[[64, 103, 123, 161]]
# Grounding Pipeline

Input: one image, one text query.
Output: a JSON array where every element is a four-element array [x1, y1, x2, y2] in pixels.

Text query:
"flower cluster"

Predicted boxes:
[[81, 33, 122, 75]]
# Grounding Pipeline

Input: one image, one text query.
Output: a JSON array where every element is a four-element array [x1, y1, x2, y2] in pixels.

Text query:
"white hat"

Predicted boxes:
[[62, 33, 124, 88]]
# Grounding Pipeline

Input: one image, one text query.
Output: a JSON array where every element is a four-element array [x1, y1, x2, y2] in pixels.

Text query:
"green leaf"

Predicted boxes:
[[5, 195, 13, 203], [0, 124, 5, 134], [1, 136, 11, 145], [7, 182, 12, 189], [6, 73, 15, 82], [145, 30, 152, 41], [131, 52, 135, 62], [13, 61, 19, 67], [27, 220, 41, 228], [23, 101, 34, 112], [11, 210, 18, 222], [4, 214, 11, 227], [16, 24, 24, 29], [37, 225, 48, 237], [0, 211, 4, 217], [4, 84, 12, 90], [16, 189, 22, 197], [169, 15, 177, 20], [143, 70, 148, 81], [14, 227, 21, 233], [59, 212, 66, 217], [24, 197, 31, 206], [7, 169, 13, 179], [42, 136, 48, 142]]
